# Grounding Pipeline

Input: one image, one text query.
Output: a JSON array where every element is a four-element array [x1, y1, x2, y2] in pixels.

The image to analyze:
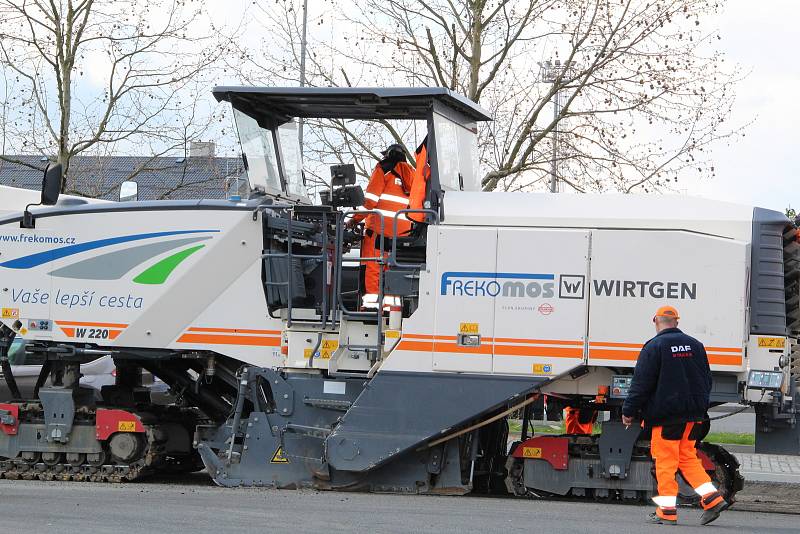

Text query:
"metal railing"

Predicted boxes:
[[260, 205, 437, 367], [261, 208, 334, 329]]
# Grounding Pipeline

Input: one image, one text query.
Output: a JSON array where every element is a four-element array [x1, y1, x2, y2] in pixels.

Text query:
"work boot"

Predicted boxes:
[[647, 508, 677, 525], [700, 500, 729, 526]]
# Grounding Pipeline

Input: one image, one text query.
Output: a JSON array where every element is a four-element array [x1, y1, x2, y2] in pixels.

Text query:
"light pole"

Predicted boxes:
[[298, 0, 309, 155], [538, 60, 576, 193]]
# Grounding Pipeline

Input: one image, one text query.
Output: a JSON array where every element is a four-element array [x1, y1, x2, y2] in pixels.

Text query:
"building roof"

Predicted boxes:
[[213, 86, 493, 125], [0, 155, 246, 201]]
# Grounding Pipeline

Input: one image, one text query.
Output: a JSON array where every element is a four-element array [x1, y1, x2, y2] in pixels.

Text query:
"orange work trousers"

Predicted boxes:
[[360, 232, 387, 296], [650, 421, 720, 509]]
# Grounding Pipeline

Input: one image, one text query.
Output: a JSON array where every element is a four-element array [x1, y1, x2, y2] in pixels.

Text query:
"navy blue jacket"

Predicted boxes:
[[622, 327, 712, 426]]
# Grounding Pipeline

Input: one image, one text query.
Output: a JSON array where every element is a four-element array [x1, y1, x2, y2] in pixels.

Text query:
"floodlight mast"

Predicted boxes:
[[538, 59, 577, 193], [298, 0, 310, 157]]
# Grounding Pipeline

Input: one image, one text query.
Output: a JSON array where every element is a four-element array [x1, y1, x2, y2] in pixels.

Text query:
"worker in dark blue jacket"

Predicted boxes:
[[622, 306, 728, 526]]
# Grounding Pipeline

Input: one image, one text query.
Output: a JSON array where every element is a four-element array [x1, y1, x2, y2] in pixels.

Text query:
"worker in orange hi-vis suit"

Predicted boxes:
[[407, 136, 430, 224], [564, 406, 596, 435], [622, 306, 728, 526], [348, 144, 415, 309]]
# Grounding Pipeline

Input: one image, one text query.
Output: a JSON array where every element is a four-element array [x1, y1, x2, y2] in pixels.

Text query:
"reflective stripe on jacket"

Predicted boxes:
[[354, 161, 415, 237]]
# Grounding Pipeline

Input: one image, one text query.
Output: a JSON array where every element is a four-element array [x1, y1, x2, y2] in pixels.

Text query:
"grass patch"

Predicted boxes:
[[507, 420, 755, 445], [705, 432, 755, 445], [508, 419, 588, 435]]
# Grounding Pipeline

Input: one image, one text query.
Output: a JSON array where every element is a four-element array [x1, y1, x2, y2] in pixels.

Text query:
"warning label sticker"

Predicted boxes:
[[118, 421, 136, 432], [270, 446, 290, 464], [1, 308, 19, 320], [522, 447, 542, 458], [757, 337, 785, 349], [459, 322, 479, 334], [304, 340, 339, 360]]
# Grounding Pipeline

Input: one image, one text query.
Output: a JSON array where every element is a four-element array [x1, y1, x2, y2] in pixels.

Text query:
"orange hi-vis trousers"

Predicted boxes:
[[650, 421, 725, 519]]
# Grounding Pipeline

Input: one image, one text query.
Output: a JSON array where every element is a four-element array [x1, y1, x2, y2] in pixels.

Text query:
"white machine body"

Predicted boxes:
[[0, 203, 284, 369], [0, 191, 788, 396]]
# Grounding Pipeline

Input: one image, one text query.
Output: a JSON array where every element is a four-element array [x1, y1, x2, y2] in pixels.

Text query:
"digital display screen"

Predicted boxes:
[[747, 370, 783, 389]]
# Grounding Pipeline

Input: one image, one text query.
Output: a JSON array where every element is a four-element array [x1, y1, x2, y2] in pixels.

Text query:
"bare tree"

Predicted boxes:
[[0, 0, 236, 192], [238, 0, 743, 193]]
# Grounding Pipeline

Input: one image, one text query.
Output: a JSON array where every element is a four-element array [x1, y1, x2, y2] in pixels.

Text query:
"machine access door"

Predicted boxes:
[[587, 230, 748, 372], [492, 229, 590, 376], [432, 226, 497, 373]]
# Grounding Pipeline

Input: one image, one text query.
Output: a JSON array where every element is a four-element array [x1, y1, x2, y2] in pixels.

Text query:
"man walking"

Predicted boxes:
[[622, 306, 728, 526]]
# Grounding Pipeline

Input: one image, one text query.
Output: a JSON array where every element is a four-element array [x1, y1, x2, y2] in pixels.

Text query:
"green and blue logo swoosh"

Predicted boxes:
[[0, 230, 218, 285]]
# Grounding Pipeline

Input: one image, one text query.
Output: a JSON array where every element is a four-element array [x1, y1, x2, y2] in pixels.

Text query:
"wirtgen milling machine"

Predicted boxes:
[[0, 88, 797, 503]]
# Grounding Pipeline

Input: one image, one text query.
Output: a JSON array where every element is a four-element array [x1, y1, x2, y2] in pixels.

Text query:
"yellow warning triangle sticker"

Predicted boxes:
[[270, 446, 290, 464]]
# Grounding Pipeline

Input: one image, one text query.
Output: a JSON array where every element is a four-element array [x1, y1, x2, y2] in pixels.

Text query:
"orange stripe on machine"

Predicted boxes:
[[187, 327, 282, 335], [176, 333, 280, 347], [396, 334, 584, 358], [495, 345, 583, 358], [589, 345, 743, 366], [495, 338, 584, 346], [590, 341, 742, 354]]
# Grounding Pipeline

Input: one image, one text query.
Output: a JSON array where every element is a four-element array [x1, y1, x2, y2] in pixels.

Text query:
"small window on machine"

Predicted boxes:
[[276, 120, 309, 200], [232, 109, 282, 195], [432, 109, 480, 192]]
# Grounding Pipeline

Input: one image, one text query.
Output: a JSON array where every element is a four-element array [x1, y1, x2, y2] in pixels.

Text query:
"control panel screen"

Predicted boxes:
[[610, 375, 633, 398]]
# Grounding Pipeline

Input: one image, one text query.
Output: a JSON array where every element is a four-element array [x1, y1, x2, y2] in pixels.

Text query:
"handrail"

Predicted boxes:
[[260, 207, 332, 328], [389, 208, 439, 269], [337, 209, 386, 362], [260, 205, 435, 368]]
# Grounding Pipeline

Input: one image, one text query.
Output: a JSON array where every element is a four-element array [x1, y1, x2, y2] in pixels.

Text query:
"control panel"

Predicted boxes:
[[610, 375, 633, 399]]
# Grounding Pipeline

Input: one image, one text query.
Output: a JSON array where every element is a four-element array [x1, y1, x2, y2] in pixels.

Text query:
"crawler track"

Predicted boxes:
[[505, 435, 744, 506], [0, 404, 203, 483]]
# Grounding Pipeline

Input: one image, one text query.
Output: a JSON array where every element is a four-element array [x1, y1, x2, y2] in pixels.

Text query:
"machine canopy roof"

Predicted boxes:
[[212, 86, 492, 125]]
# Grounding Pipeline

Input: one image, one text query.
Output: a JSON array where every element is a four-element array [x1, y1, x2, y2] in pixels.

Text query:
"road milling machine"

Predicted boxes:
[[1, 87, 798, 504]]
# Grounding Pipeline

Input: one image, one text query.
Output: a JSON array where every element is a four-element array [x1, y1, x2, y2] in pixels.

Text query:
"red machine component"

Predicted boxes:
[[0, 403, 19, 436], [95, 409, 145, 440], [511, 435, 569, 470], [696, 448, 716, 471]]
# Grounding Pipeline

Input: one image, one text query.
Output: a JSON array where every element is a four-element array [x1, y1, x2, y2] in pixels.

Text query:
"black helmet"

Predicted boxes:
[[381, 143, 407, 159]]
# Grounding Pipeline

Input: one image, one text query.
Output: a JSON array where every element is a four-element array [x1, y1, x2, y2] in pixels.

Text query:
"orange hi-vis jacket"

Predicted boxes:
[[408, 138, 430, 224], [355, 161, 415, 237]]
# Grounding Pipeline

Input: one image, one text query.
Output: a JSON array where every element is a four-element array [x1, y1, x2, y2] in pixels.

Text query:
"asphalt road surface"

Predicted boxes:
[[0, 478, 797, 534]]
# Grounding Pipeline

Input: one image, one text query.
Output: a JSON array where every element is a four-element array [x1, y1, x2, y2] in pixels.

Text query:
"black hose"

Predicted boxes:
[[1, 359, 21, 400], [142, 363, 231, 422], [33, 359, 52, 399]]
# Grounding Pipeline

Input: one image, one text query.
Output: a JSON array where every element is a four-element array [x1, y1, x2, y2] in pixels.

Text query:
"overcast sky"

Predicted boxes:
[[681, 2, 798, 213]]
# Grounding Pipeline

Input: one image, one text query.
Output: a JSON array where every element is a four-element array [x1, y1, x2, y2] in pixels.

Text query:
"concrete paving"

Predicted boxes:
[[735, 453, 800, 484], [0, 479, 797, 534]]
